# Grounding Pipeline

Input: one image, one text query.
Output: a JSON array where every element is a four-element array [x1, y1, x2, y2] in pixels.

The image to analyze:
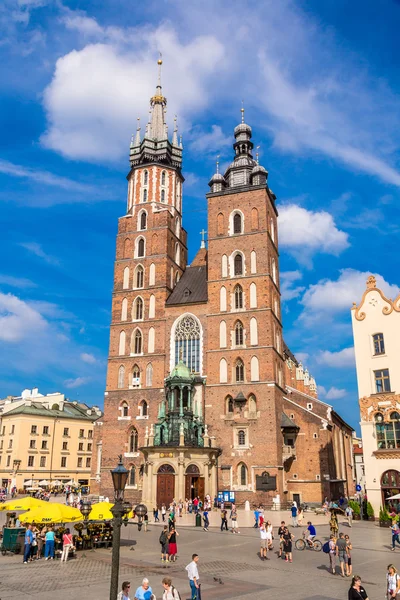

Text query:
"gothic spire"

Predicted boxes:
[[134, 118, 141, 146], [148, 55, 167, 141]]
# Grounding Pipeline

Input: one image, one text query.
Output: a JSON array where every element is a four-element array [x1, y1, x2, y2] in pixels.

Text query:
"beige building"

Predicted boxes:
[[0, 388, 102, 491], [351, 275, 400, 514]]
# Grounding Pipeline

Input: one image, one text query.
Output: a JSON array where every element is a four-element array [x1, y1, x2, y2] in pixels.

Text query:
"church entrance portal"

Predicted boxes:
[[157, 464, 175, 507], [185, 464, 204, 500]]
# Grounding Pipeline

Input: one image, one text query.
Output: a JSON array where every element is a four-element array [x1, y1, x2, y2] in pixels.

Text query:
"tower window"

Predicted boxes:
[[374, 369, 391, 393], [238, 430, 246, 446], [122, 402, 128, 417], [139, 400, 148, 417], [143, 170, 148, 185], [233, 213, 242, 234], [240, 463, 247, 485], [140, 212, 147, 231], [161, 189, 166, 203], [234, 253, 243, 276], [134, 330, 142, 354], [161, 171, 166, 186], [226, 396, 234, 414], [129, 428, 138, 453], [235, 321, 244, 346], [143, 189, 148, 202], [174, 315, 201, 373], [373, 333, 385, 355], [136, 266, 144, 288], [234, 285, 243, 309], [137, 238, 145, 258], [118, 366, 125, 389], [132, 365, 140, 387], [129, 467, 136, 486], [134, 297, 143, 320], [235, 359, 244, 382]]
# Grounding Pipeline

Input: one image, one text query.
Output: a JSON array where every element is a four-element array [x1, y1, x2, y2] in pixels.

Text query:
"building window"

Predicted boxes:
[[161, 171, 166, 186], [376, 412, 400, 449], [121, 402, 129, 417], [132, 365, 141, 388], [63, 428, 69, 436], [136, 266, 144, 288], [6, 456, 11, 467], [375, 369, 391, 393], [31, 425, 37, 434], [0, 441, 2, 449], [40, 457, 46, 467], [129, 467, 136, 486], [238, 430, 246, 446], [235, 359, 244, 382], [217, 213, 224, 236], [161, 189, 166, 203], [373, 333, 385, 355], [77, 457, 83, 468], [63, 442, 68, 450], [146, 363, 153, 387], [88, 443, 92, 452], [139, 400, 148, 417], [79, 429, 84, 438], [143, 188, 148, 202], [88, 430, 93, 439], [8, 439, 13, 449], [239, 463, 247, 486], [28, 456, 34, 467], [78, 443, 83, 451], [174, 314, 201, 373], [234, 253, 243, 276], [29, 440, 36, 449], [129, 428, 138, 453], [10, 425, 15, 435], [137, 238, 145, 258], [134, 329, 142, 354], [234, 285, 243, 309], [43, 426, 49, 435], [118, 365, 125, 389], [233, 212, 242, 234], [248, 394, 257, 414], [235, 321, 244, 346], [143, 170, 148, 185], [61, 457, 67, 468], [86, 457, 91, 468], [134, 297, 144, 320], [140, 211, 147, 230], [226, 396, 234, 414]]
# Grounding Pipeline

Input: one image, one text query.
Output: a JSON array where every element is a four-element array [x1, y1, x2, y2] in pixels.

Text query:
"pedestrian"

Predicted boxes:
[[154, 506, 160, 522], [297, 507, 304, 527], [186, 553, 201, 600], [345, 535, 352, 576], [254, 506, 260, 528], [61, 527, 73, 562], [134, 578, 153, 600], [117, 581, 131, 600], [168, 511, 175, 531], [391, 521, 400, 551], [36, 526, 45, 559], [336, 532, 348, 577], [29, 526, 38, 561], [168, 526, 179, 562], [387, 564, 400, 599], [161, 504, 166, 522], [159, 525, 169, 563], [282, 526, 294, 563], [330, 511, 339, 538], [23, 524, 33, 564], [144, 512, 149, 532], [203, 509, 209, 531], [348, 575, 369, 600], [44, 526, 55, 560], [220, 507, 228, 531], [265, 520, 273, 549], [193, 497, 199, 514], [291, 503, 298, 527], [328, 534, 336, 575], [259, 522, 269, 561], [162, 576, 181, 600], [277, 521, 286, 558], [230, 505, 240, 534], [345, 505, 353, 527]]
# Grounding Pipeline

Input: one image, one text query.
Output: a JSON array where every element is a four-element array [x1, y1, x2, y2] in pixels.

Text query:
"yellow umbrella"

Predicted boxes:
[[19, 503, 82, 524], [0, 497, 49, 512], [88, 502, 114, 521]]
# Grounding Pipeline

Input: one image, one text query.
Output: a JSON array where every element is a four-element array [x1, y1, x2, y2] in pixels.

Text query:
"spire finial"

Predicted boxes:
[[241, 100, 245, 124], [216, 154, 220, 174], [256, 145, 260, 164], [200, 229, 207, 249], [157, 52, 162, 87], [134, 117, 141, 146]]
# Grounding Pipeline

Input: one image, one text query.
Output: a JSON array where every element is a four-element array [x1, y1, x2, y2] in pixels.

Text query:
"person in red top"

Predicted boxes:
[[61, 528, 73, 562], [193, 497, 199, 514]]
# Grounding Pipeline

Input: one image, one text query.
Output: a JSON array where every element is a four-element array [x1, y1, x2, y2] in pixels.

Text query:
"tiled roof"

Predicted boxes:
[[4, 401, 101, 421], [281, 412, 299, 429], [166, 265, 208, 305]]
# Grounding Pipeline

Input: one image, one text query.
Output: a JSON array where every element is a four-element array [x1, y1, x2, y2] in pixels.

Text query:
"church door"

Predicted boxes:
[[157, 464, 175, 507]]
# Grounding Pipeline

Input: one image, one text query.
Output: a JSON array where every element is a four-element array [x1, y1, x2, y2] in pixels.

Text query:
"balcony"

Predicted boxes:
[[283, 445, 296, 460]]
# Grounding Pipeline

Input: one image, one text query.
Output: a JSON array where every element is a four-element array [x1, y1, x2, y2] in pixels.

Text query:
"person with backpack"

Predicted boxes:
[[159, 526, 169, 563], [291, 503, 298, 527], [220, 507, 228, 531], [323, 534, 337, 575], [162, 577, 181, 600], [387, 564, 400, 599]]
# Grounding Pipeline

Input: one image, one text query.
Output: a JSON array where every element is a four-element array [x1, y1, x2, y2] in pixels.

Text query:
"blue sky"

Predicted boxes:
[[1, 0, 399, 432]]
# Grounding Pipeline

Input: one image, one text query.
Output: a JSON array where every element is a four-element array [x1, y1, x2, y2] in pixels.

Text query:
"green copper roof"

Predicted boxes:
[[169, 360, 192, 380]]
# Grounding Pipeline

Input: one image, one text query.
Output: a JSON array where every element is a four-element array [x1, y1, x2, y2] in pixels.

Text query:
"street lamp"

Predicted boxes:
[[80, 500, 92, 521], [135, 503, 147, 532], [109, 456, 131, 600]]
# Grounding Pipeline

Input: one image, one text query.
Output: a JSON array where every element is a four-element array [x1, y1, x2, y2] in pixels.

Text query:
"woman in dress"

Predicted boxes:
[[297, 507, 304, 527], [167, 527, 179, 562], [282, 526, 294, 562], [265, 520, 273, 550], [387, 564, 400, 599], [348, 576, 369, 600]]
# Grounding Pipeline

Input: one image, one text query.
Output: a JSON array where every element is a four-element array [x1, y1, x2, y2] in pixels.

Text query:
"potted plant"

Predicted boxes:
[[367, 501, 375, 521], [379, 506, 391, 527], [348, 500, 361, 520]]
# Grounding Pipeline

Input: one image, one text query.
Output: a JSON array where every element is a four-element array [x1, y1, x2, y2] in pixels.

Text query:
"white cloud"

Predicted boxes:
[[316, 347, 355, 368], [19, 242, 59, 266], [0, 292, 47, 342], [318, 385, 327, 397], [189, 125, 231, 154], [62, 13, 104, 37], [280, 270, 305, 301], [64, 376, 91, 389], [0, 160, 94, 193], [325, 387, 347, 400], [278, 204, 349, 266], [295, 352, 309, 364], [80, 352, 96, 364], [0, 275, 36, 288]]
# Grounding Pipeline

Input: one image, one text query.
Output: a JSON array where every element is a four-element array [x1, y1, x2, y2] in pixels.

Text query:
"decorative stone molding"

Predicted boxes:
[[359, 393, 400, 421], [373, 449, 400, 459], [352, 275, 400, 321]]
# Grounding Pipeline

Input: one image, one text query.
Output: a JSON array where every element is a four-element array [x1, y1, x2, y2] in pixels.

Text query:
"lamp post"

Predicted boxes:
[[109, 456, 131, 600], [134, 503, 147, 531]]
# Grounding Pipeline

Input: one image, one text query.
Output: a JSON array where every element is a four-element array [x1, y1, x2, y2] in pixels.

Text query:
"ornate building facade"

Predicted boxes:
[[352, 275, 400, 514], [92, 63, 355, 507]]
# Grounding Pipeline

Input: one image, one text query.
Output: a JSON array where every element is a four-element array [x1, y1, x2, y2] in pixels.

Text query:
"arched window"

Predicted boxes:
[[250, 356, 260, 381], [129, 428, 138, 453], [250, 251, 257, 274], [129, 466, 136, 486], [119, 331, 126, 356], [238, 430, 246, 446], [226, 396, 234, 414], [148, 327, 155, 353], [220, 358, 228, 383], [132, 364, 140, 388], [234, 253, 243, 276], [161, 189, 166, 203], [175, 243, 180, 265], [373, 333, 385, 355], [137, 238, 145, 258], [248, 395, 257, 414], [233, 212, 242, 234], [219, 321, 227, 348], [250, 282, 257, 308], [143, 188, 148, 202], [139, 400, 148, 417], [270, 218, 275, 242], [140, 211, 147, 231], [175, 217, 180, 236], [134, 297, 143, 320], [174, 315, 201, 372], [235, 321, 244, 346], [149, 263, 156, 286], [161, 171, 166, 186], [250, 317, 258, 345], [272, 258, 277, 283], [220, 286, 227, 311], [217, 213, 224, 236], [235, 358, 244, 382], [234, 285, 243, 309], [121, 298, 128, 321], [118, 366, 125, 389], [123, 267, 130, 290], [124, 238, 131, 258], [143, 170, 148, 185], [146, 363, 153, 387], [222, 254, 228, 277], [251, 208, 259, 230], [133, 329, 142, 354], [151, 233, 158, 254], [239, 463, 247, 485], [149, 295, 155, 318], [121, 402, 128, 416], [135, 265, 144, 288]]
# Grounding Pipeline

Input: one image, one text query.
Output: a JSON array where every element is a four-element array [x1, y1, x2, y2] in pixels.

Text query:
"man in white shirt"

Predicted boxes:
[[259, 523, 269, 560], [185, 553, 201, 600]]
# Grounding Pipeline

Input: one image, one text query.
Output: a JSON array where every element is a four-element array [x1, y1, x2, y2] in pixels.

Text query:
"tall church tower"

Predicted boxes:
[[100, 60, 188, 500], [205, 108, 286, 498]]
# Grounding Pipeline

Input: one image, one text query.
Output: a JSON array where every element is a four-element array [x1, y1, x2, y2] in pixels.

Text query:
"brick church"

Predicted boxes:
[[91, 61, 355, 507]]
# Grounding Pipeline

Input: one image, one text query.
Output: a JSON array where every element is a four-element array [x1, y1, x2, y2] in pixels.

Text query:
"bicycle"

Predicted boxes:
[[295, 532, 322, 552]]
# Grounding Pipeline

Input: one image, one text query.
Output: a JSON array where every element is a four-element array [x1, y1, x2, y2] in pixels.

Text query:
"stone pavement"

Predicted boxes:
[[0, 518, 395, 600]]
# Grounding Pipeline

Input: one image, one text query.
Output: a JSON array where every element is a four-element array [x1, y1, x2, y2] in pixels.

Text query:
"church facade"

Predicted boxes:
[[91, 63, 355, 507]]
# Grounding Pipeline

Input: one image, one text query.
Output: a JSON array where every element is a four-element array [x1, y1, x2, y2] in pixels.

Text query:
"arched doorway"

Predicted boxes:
[[382, 470, 400, 509], [185, 464, 204, 501], [157, 464, 175, 508]]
